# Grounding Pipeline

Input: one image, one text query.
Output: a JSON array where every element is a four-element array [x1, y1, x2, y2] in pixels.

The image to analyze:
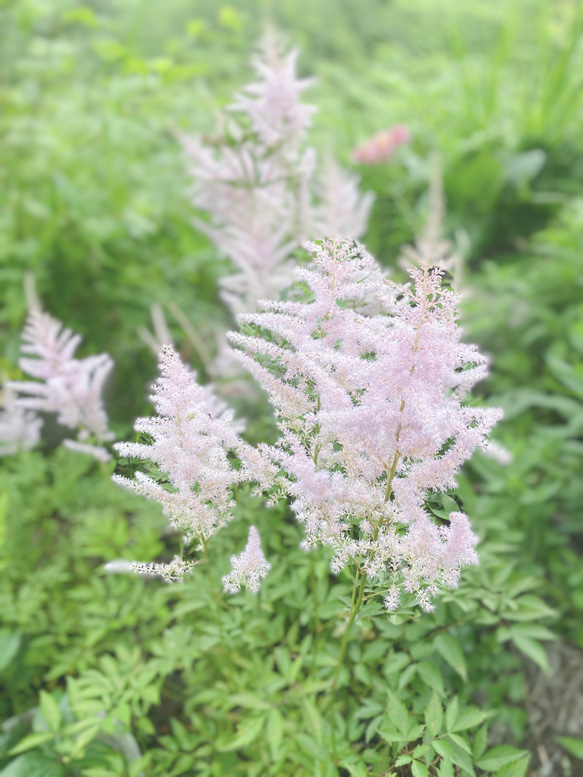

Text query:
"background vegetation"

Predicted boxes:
[[1, 0, 582, 775]]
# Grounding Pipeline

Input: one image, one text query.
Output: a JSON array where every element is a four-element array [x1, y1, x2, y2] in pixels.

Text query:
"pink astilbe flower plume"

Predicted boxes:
[[9, 309, 114, 461], [113, 346, 268, 582], [230, 239, 502, 611], [180, 31, 373, 322], [222, 525, 271, 594]]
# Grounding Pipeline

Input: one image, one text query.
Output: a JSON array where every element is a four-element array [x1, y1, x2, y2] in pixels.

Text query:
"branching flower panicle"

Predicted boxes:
[[9, 309, 114, 460], [230, 239, 502, 610], [113, 346, 267, 581], [180, 31, 372, 320]]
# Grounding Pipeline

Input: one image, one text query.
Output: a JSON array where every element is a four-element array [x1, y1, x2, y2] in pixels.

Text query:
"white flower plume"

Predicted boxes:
[[222, 526, 271, 594], [9, 309, 114, 459]]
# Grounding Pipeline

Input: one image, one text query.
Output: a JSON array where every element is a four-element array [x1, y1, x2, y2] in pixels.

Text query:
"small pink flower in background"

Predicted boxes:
[[352, 124, 411, 165]]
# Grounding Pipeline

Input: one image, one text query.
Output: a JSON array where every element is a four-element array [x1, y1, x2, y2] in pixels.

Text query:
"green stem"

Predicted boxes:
[[330, 570, 367, 759], [200, 536, 227, 654]]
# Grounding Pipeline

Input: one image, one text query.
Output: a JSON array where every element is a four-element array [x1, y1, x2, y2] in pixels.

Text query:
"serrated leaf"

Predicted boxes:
[[557, 736, 583, 759], [497, 754, 531, 777], [437, 756, 454, 777], [434, 736, 475, 775], [386, 692, 409, 735], [378, 726, 404, 744], [445, 697, 459, 732], [425, 694, 443, 737], [476, 745, 526, 771], [451, 707, 487, 732], [395, 755, 412, 766], [472, 724, 488, 760], [412, 761, 429, 777], [447, 733, 472, 754], [434, 633, 468, 681], [219, 715, 266, 752], [511, 634, 549, 674]]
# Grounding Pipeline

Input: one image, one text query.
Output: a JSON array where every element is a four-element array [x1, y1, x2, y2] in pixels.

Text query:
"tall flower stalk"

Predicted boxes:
[[230, 239, 502, 612], [113, 345, 270, 582], [180, 31, 373, 321]]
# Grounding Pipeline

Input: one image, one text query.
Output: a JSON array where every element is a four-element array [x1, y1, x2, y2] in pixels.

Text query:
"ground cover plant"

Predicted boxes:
[[1, 0, 583, 775]]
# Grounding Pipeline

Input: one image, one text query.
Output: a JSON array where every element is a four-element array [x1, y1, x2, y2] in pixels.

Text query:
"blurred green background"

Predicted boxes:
[[1, 1, 582, 775]]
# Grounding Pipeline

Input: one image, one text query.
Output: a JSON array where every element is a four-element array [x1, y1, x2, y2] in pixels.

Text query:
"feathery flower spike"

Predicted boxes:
[[230, 239, 502, 611], [113, 346, 267, 552], [180, 30, 372, 322], [223, 526, 271, 594], [9, 309, 114, 459]]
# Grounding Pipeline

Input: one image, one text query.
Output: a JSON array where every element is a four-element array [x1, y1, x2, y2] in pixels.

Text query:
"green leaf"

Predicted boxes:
[[266, 708, 283, 756], [447, 733, 472, 754], [445, 697, 459, 732], [412, 761, 429, 777], [497, 755, 531, 777], [417, 661, 445, 697], [557, 736, 583, 759], [386, 692, 409, 735], [451, 707, 487, 732], [71, 724, 101, 758], [434, 737, 475, 775], [425, 694, 443, 737], [472, 725, 488, 760], [378, 726, 404, 744], [8, 733, 55, 756], [0, 629, 21, 673], [434, 633, 468, 681], [437, 757, 454, 777], [502, 595, 556, 622], [511, 635, 549, 674], [476, 745, 527, 771], [395, 755, 412, 766], [0, 753, 65, 777], [397, 662, 417, 690], [39, 692, 61, 733], [219, 715, 266, 752]]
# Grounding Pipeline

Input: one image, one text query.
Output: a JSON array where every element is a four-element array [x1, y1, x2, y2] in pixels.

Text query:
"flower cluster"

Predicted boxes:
[[230, 239, 502, 610], [113, 346, 269, 581], [0, 385, 43, 456], [9, 309, 114, 460], [398, 156, 463, 288], [352, 124, 411, 165], [222, 526, 271, 594], [180, 31, 373, 320]]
